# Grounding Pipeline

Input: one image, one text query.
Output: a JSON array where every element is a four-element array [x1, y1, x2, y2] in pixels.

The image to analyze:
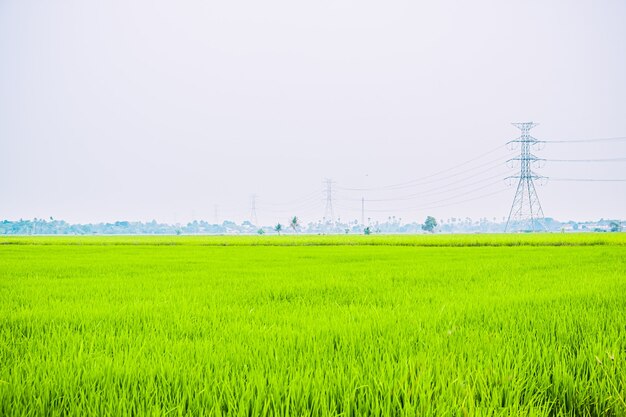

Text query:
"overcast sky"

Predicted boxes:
[[1, 0, 625, 225]]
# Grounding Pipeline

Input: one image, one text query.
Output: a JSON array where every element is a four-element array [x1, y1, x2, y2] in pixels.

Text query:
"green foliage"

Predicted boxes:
[[290, 216, 300, 233], [422, 215, 438, 233], [364, 226, 371, 235], [610, 221, 622, 232], [0, 235, 625, 416], [274, 223, 282, 235], [257, 228, 265, 235]]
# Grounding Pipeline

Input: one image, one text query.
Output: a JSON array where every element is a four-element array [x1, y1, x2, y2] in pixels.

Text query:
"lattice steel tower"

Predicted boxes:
[[323, 179, 335, 223], [505, 122, 546, 232], [250, 194, 258, 226]]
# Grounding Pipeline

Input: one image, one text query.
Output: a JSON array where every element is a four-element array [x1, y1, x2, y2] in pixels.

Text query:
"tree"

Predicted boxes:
[[257, 228, 265, 235], [609, 221, 622, 232], [364, 226, 371, 235], [290, 216, 300, 234], [422, 216, 437, 233], [274, 223, 282, 235]]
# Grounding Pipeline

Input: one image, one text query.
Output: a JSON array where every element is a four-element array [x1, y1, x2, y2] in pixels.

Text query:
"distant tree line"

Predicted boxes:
[[0, 217, 622, 235]]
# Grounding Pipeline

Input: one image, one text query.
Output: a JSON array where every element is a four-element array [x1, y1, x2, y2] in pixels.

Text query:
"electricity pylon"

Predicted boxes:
[[323, 179, 334, 224], [505, 122, 546, 232], [250, 194, 258, 226]]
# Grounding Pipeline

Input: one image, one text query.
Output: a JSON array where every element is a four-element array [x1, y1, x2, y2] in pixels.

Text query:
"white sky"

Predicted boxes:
[[1, 0, 625, 225]]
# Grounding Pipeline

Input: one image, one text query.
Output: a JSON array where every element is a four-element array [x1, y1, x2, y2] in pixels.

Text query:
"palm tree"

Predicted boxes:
[[274, 223, 282, 235], [290, 216, 300, 234]]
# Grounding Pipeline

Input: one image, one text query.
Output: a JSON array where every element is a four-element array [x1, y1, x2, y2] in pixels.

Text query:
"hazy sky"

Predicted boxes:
[[1, 0, 625, 225]]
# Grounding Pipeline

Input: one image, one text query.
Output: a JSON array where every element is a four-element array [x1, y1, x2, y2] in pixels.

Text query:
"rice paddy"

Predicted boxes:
[[1, 234, 625, 416]]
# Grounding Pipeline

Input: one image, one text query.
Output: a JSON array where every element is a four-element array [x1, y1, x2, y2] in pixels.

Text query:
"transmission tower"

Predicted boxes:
[[323, 179, 335, 223], [250, 194, 258, 226], [505, 122, 546, 232]]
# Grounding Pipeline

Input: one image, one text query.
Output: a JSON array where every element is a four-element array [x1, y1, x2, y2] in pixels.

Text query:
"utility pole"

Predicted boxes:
[[214, 204, 219, 225], [250, 194, 258, 226], [505, 122, 546, 232], [361, 197, 365, 226], [323, 178, 335, 224]]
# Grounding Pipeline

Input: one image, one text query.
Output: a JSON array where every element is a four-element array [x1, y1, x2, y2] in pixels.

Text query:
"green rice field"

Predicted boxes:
[[1, 234, 625, 416]]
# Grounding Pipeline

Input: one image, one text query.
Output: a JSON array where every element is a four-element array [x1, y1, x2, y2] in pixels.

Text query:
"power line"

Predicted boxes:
[[258, 191, 320, 207], [336, 188, 509, 214], [255, 191, 323, 217], [245, 190, 324, 220], [337, 171, 509, 203], [544, 136, 626, 143], [545, 157, 626, 162], [336, 178, 506, 213], [337, 150, 516, 193], [223, 128, 625, 225], [256, 198, 323, 214], [549, 178, 626, 182], [335, 144, 511, 192]]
